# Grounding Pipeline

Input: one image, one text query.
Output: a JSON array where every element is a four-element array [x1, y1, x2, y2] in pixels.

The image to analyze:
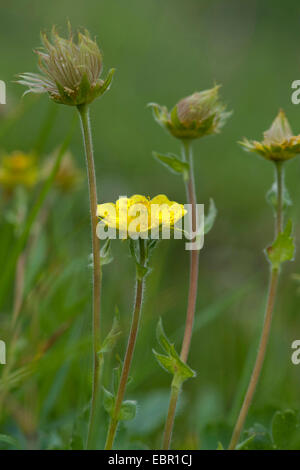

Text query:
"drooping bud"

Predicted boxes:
[[149, 85, 231, 140], [18, 24, 115, 106], [240, 110, 300, 162]]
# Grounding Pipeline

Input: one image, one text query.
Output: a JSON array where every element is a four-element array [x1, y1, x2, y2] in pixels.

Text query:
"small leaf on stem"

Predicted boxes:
[[153, 151, 190, 180], [266, 219, 295, 269], [153, 318, 196, 386], [118, 400, 137, 421]]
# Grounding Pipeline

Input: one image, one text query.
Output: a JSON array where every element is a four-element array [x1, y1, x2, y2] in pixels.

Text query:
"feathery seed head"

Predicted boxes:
[[18, 24, 115, 106]]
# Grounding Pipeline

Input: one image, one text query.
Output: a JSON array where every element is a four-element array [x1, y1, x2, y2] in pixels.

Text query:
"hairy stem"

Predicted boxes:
[[105, 239, 146, 450], [162, 140, 199, 449], [77, 104, 102, 449], [162, 379, 181, 450], [275, 161, 283, 233], [228, 161, 284, 450]]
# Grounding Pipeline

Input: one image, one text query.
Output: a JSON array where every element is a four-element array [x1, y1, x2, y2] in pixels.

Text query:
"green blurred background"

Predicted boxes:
[[1, 0, 300, 450]]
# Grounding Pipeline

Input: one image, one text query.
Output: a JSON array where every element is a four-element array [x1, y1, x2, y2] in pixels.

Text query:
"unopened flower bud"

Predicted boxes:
[[149, 85, 231, 140]]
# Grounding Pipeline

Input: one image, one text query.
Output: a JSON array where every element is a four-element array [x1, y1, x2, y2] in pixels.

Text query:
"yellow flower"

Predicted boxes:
[[43, 151, 82, 192], [240, 110, 300, 162], [149, 85, 231, 140], [0, 151, 38, 189], [18, 24, 115, 106], [97, 194, 186, 238]]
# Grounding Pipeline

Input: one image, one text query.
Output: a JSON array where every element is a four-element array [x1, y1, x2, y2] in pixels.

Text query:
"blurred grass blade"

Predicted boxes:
[[175, 282, 252, 341], [32, 103, 58, 155], [0, 95, 39, 141], [0, 114, 76, 309], [0, 433, 19, 448], [0, 364, 35, 390]]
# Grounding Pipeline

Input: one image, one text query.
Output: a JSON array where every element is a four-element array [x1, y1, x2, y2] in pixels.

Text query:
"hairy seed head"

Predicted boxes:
[[17, 24, 115, 106]]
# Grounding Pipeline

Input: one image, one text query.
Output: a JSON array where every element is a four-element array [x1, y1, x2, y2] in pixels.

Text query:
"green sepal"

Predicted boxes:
[[153, 318, 196, 387], [153, 151, 190, 180], [147, 102, 169, 128], [77, 73, 91, 104], [204, 198, 217, 234], [170, 104, 181, 128], [265, 219, 295, 269], [96, 68, 116, 98], [54, 81, 75, 105]]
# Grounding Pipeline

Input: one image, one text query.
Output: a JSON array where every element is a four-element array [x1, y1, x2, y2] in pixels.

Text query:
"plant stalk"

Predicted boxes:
[[77, 104, 102, 449], [228, 161, 284, 450], [104, 239, 146, 450], [162, 140, 199, 449]]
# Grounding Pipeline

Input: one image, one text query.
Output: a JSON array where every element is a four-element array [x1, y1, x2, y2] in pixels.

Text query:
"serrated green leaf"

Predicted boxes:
[[237, 424, 274, 450], [266, 220, 295, 269], [118, 400, 137, 421], [156, 317, 175, 355], [152, 350, 175, 375], [204, 198, 217, 234], [154, 318, 196, 385], [272, 410, 300, 450], [153, 151, 189, 179], [102, 387, 115, 417]]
